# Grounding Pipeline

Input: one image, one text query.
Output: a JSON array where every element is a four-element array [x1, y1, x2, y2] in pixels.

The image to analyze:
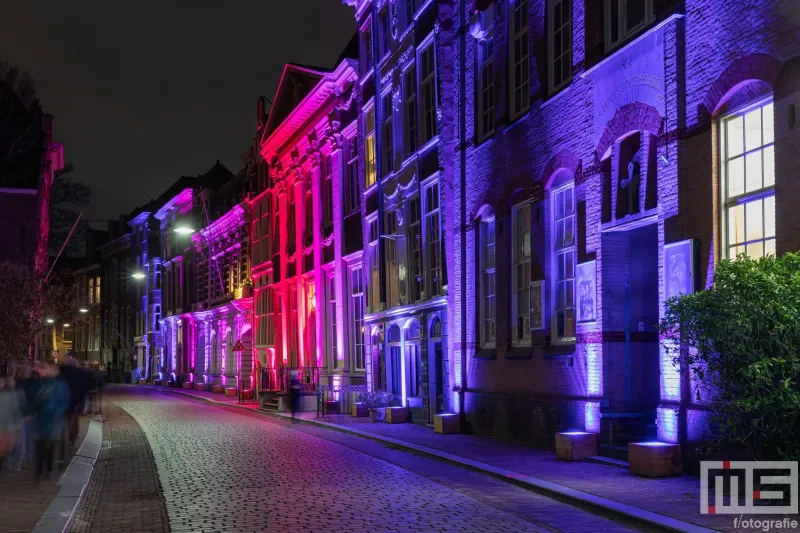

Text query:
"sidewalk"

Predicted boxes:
[[137, 384, 765, 533], [0, 416, 89, 533]]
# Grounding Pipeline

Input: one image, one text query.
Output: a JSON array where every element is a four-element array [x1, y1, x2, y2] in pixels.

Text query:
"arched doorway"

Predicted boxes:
[[386, 325, 402, 401], [428, 316, 447, 423], [405, 320, 422, 413]]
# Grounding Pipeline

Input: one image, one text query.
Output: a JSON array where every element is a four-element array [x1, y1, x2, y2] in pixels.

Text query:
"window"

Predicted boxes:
[[360, 19, 373, 76], [509, 0, 530, 119], [365, 107, 377, 187], [477, 38, 495, 140], [94, 316, 100, 351], [480, 217, 496, 347], [88, 277, 94, 304], [346, 137, 360, 214], [350, 267, 365, 370], [403, 67, 417, 156], [419, 43, 437, 144], [548, 0, 572, 93], [425, 182, 442, 296], [512, 204, 532, 344], [722, 100, 775, 259], [322, 155, 334, 230], [409, 196, 423, 302], [257, 286, 275, 347], [304, 191, 313, 241], [605, 0, 653, 51], [382, 91, 394, 175], [553, 186, 576, 340], [368, 218, 380, 312], [379, 8, 391, 59], [94, 276, 101, 303], [405, 0, 418, 27], [273, 194, 281, 252], [388, 325, 402, 396], [385, 211, 399, 307], [287, 190, 296, 250], [327, 275, 338, 368]]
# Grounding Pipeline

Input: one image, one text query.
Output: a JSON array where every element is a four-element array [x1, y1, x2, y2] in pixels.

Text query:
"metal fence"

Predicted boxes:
[[260, 366, 321, 393]]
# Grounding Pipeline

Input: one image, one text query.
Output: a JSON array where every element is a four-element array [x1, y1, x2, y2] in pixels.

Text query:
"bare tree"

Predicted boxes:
[[0, 262, 82, 369], [49, 164, 92, 256]]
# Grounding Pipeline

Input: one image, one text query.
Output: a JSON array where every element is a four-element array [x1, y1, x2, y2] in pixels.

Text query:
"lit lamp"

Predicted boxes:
[[132, 272, 146, 280], [45, 318, 55, 324], [174, 224, 194, 235], [79, 308, 89, 314], [63, 323, 70, 328]]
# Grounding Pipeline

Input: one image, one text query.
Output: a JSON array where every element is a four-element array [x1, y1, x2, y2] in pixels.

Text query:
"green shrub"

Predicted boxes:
[[659, 252, 800, 461]]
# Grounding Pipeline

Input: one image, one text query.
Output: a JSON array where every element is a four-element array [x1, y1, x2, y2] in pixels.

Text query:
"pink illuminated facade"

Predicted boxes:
[[251, 59, 361, 405]]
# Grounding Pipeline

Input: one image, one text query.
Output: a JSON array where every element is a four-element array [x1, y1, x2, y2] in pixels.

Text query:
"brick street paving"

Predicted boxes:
[[69, 399, 169, 533], [100, 387, 645, 533]]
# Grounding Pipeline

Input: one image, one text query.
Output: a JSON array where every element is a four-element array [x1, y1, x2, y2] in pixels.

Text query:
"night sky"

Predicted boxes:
[[0, 1, 355, 221]]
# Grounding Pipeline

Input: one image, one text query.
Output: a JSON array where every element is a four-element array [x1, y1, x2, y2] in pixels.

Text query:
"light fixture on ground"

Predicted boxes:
[[132, 272, 146, 280], [174, 225, 194, 235]]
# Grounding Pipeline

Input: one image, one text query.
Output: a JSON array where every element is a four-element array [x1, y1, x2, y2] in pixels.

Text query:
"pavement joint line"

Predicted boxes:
[[32, 416, 103, 533], [141, 385, 718, 533]]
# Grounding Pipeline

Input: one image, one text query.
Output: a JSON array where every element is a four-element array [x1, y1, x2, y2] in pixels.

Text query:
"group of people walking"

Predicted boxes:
[[0, 357, 105, 481]]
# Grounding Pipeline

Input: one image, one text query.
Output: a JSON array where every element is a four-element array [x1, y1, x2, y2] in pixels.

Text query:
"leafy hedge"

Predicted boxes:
[[659, 253, 800, 461]]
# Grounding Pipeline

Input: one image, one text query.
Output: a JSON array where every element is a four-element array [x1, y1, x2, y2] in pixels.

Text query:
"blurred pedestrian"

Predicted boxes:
[[288, 370, 301, 423], [87, 363, 104, 415], [58, 356, 88, 460], [17, 364, 41, 468], [9, 371, 29, 472], [0, 376, 23, 474], [33, 362, 70, 481]]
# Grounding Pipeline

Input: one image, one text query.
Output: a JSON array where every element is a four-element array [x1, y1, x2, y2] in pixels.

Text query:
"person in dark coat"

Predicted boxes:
[[58, 357, 88, 460], [34, 362, 70, 481]]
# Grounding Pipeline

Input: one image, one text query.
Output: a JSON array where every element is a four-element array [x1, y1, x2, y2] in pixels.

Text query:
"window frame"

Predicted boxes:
[[360, 17, 374, 77], [326, 272, 338, 369], [477, 37, 496, 141], [547, 0, 572, 94], [720, 97, 776, 260], [364, 103, 377, 188], [479, 216, 497, 348], [551, 183, 576, 342], [418, 38, 438, 145], [345, 136, 360, 214], [349, 265, 366, 371], [367, 216, 380, 313], [423, 180, 442, 298], [381, 90, 395, 176], [511, 201, 532, 346], [508, 0, 530, 121], [604, 0, 654, 52]]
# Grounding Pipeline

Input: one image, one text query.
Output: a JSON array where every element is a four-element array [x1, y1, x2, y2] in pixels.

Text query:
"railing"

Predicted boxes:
[[260, 366, 320, 393], [317, 385, 369, 418]]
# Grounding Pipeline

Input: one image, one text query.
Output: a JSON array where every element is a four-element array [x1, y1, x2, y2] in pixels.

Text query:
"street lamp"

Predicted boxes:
[[63, 323, 70, 328], [174, 225, 194, 235], [79, 308, 89, 314], [132, 272, 146, 280], [46, 318, 55, 324]]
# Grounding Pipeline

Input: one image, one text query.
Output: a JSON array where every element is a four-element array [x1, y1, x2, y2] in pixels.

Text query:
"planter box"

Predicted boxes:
[[369, 408, 386, 422], [352, 403, 369, 417], [224, 387, 237, 397], [555, 432, 598, 461], [194, 383, 207, 391], [211, 384, 224, 394], [324, 400, 340, 414], [182, 382, 193, 389], [385, 406, 408, 424], [434, 413, 460, 434], [241, 389, 254, 400], [629, 442, 682, 477], [138, 379, 148, 385]]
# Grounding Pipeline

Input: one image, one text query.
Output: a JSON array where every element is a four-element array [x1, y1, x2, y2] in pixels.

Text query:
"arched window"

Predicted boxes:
[[477, 210, 496, 347], [721, 99, 775, 259], [551, 176, 575, 340]]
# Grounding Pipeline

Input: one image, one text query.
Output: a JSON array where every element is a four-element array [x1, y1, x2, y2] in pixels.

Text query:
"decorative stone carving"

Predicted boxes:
[[390, 0, 399, 39], [620, 149, 641, 216], [321, 231, 335, 247], [392, 85, 402, 111], [395, 198, 405, 227]]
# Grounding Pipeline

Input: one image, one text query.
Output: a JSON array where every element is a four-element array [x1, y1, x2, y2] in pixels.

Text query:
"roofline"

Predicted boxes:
[[261, 64, 328, 145]]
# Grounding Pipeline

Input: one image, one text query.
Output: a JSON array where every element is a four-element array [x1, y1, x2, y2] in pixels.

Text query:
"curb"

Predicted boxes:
[[32, 415, 103, 533], [143, 386, 717, 533]]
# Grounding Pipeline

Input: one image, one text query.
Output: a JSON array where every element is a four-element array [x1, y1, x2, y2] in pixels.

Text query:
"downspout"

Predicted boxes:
[[625, 274, 632, 411], [458, 0, 468, 417]]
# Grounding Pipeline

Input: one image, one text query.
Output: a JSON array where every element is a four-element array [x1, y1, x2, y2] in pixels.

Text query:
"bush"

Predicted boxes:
[[659, 253, 800, 460]]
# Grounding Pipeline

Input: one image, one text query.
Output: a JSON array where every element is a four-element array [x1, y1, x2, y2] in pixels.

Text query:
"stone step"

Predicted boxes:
[[598, 444, 630, 462], [587, 455, 630, 469]]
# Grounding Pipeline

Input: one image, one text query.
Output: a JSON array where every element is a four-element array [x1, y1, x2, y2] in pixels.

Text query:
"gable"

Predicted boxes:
[[263, 65, 326, 140]]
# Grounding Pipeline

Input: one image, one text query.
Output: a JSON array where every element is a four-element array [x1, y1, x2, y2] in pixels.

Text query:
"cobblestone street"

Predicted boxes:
[[70, 387, 648, 533]]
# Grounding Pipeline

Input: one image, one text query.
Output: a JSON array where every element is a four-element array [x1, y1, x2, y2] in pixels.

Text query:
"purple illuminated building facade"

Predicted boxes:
[[335, 0, 800, 463]]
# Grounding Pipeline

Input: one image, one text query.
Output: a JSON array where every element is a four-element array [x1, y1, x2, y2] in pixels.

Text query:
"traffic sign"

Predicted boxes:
[[232, 339, 245, 351]]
